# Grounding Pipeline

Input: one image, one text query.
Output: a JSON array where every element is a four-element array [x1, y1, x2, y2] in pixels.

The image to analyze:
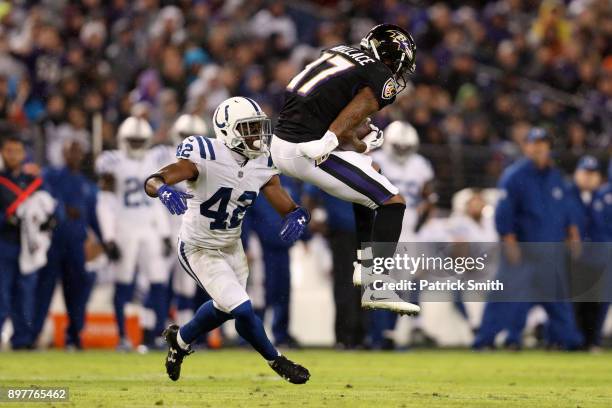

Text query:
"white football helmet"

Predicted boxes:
[[170, 113, 208, 144], [212, 97, 271, 159], [383, 120, 419, 163], [117, 116, 153, 160]]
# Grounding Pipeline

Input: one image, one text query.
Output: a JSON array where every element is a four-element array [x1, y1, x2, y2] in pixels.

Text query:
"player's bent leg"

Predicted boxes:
[[231, 300, 279, 360], [362, 193, 420, 315], [230, 300, 310, 384], [272, 144, 419, 315], [179, 300, 232, 344]]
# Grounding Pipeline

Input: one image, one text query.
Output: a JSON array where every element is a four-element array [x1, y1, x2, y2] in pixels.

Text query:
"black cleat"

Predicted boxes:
[[163, 324, 193, 381], [268, 355, 310, 384]]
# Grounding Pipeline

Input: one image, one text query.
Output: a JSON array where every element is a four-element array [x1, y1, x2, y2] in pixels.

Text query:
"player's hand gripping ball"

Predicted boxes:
[[362, 121, 384, 153], [338, 118, 378, 150], [279, 207, 311, 243], [158, 184, 193, 215]]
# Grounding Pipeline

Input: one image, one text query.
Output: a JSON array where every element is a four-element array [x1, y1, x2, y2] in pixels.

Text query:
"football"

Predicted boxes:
[[354, 118, 373, 140], [338, 118, 372, 150]]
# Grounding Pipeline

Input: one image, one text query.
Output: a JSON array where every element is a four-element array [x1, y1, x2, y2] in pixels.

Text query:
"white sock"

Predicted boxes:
[[176, 329, 190, 350]]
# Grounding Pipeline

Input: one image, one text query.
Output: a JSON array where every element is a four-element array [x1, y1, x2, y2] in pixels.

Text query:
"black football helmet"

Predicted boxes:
[[360, 24, 416, 94]]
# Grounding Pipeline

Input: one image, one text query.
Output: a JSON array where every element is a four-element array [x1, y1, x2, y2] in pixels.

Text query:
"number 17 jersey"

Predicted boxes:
[[177, 136, 278, 249], [275, 44, 398, 143]]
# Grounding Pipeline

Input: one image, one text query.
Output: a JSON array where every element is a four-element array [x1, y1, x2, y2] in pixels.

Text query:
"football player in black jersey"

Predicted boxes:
[[270, 24, 420, 315]]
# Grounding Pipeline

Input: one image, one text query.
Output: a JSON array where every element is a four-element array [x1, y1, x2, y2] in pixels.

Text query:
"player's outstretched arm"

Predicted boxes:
[[262, 175, 310, 243], [144, 159, 198, 215]]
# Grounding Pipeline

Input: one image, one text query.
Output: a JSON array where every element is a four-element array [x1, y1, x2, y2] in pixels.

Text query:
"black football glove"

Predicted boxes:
[[104, 241, 121, 262]]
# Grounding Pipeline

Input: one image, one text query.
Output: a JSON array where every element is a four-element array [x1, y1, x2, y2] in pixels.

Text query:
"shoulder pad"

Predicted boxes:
[[176, 135, 217, 162]]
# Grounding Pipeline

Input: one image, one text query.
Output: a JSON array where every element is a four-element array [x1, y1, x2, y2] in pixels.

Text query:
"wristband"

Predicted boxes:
[[144, 174, 166, 198]]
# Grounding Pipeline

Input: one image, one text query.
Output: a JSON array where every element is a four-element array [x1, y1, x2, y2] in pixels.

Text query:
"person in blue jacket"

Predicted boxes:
[[242, 174, 303, 347], [33, 139, 101, 348], [0, 134, 46, 349], [474, 127, 583, 350], [565, 155, 608, 350], [578, 159, 612, 350]]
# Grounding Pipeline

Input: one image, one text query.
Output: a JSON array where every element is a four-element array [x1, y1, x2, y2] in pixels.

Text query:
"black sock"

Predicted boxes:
[[353, 203, 375, 266], [372, 203, 406, 266], [353, 203, 374, 247], [372, 203, 405, 243]]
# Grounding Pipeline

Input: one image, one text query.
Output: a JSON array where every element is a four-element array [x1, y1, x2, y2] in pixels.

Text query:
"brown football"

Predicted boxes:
[[354, 118, 372, 140], [338, 118, 371, 150]]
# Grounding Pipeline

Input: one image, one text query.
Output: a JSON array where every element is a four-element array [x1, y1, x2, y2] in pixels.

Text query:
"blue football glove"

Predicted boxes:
[[279, 207, 310, 244], [158, 184, 193, 215]]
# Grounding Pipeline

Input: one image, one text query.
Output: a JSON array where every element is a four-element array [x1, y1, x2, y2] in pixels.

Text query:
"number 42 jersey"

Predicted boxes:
[[275, 44, 398, 143], [176, 136, 278, 249]]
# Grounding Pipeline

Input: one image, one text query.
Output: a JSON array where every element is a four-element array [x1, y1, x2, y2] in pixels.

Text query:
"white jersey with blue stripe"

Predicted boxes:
[[176, 135, 279, 249], [95, 149, 167, 226]]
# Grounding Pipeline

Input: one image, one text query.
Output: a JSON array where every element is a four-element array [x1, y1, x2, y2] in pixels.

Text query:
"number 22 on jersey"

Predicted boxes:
[[286, 52, 354, 96]]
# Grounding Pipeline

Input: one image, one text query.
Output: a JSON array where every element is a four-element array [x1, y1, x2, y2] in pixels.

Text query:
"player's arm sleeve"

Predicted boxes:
[[359, 63, 397, 109], [261, 155, 281, 186], [96, 190, 119, 243], [494, 173, 518, 237]]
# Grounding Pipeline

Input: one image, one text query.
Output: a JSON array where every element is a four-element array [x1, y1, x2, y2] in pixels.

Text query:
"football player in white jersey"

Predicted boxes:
[[144, 97, 311, 384], [96, 116, 172, 350], [371, 121, 434, 242]]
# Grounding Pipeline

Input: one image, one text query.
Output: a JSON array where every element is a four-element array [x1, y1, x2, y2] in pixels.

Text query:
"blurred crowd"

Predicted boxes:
[[0, 0, 609, 175]]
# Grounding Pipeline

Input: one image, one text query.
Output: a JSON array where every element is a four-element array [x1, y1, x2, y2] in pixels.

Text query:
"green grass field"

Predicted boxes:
[[1, 349, 611, 407]]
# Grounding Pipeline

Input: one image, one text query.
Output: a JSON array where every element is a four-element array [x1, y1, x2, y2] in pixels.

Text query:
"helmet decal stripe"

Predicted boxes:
[[244, 97, 261, 114]]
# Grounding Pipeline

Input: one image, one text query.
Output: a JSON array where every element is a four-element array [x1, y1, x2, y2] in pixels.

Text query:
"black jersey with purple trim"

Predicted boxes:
[[274, 45, 398, 143]]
